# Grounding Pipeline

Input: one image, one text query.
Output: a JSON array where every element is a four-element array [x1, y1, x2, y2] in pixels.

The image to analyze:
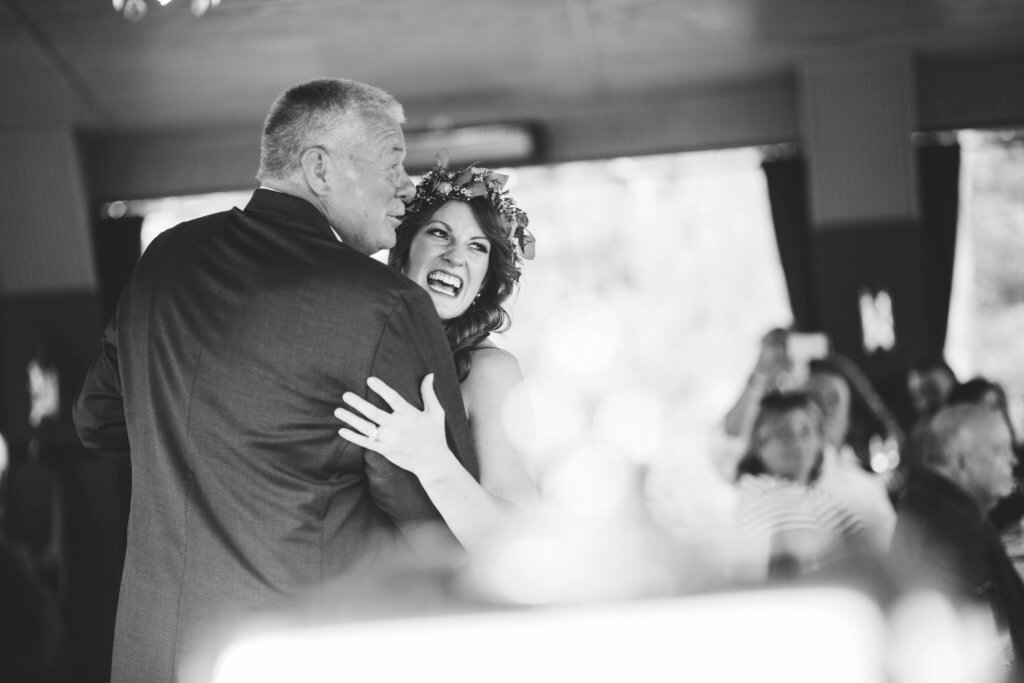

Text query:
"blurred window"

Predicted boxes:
[[947, 130, 1024, 435]]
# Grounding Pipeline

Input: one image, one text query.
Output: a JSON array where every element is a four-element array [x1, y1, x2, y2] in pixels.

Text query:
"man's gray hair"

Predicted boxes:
[[919, 403, 999, 470], [256, 78, 405, 182]]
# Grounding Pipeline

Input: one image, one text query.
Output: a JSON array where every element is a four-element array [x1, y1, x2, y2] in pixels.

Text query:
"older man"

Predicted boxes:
[[890, 403, 1023, 674], [74, 78, 478, 682]]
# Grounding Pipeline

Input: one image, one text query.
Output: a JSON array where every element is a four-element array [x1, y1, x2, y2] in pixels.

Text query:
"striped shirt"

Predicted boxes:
[[735, 474, 866, 578]]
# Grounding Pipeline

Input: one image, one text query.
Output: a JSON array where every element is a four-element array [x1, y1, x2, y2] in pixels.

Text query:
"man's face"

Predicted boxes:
[[322, 113, 415, 255], [962, 414, 1018, 510]]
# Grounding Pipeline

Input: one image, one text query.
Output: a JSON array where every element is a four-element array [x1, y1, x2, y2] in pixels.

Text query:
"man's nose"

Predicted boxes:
[[396, 169, 415, 202]]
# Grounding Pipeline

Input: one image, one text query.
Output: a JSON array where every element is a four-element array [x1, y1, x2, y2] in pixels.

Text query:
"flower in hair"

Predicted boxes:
[[408, 151, 535, 269]]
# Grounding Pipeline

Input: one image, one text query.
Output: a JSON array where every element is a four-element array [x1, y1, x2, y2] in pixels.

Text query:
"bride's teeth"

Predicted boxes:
[[427, 271, 463, 293]]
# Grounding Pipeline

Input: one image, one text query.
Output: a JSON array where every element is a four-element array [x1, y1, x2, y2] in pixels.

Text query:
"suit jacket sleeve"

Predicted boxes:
[[362, 286, 479, 530], [73, 311, 130, 466]]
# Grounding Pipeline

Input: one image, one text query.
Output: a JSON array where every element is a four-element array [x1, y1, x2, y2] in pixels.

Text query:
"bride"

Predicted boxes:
[[335, 157, 538, 553]]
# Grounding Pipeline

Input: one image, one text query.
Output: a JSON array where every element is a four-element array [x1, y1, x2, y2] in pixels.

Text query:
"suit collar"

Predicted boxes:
[[244, 188, 334, 238]]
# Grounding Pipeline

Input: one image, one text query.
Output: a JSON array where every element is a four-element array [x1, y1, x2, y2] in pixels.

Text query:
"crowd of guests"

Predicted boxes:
[[712, 327, 1024, 678]]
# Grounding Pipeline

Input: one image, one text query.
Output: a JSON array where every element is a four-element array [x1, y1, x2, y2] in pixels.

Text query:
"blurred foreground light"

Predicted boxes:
[[593, 388, 663, 463], [886, 591, 1005, 683], [210, 588, 885, 683]]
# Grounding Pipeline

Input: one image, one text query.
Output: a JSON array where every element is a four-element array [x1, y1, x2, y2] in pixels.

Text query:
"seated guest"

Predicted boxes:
[[947, 377, 1024, 564], [733, 392, 866, 581], [890, 403, 1024, 675], [896, 356, 959, 487], [905, 355, 958, 430], [948, 376, 1013, 415]]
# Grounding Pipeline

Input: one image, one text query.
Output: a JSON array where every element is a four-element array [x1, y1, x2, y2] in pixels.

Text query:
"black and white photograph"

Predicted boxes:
[[1, 1, 1024, 681]]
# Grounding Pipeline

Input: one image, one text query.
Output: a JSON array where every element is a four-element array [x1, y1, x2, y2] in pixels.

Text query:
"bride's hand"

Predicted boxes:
[[335, 374, 450, 477]]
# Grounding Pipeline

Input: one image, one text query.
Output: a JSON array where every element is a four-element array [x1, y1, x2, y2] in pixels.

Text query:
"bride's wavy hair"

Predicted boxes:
[[389, 196, 521, 381]]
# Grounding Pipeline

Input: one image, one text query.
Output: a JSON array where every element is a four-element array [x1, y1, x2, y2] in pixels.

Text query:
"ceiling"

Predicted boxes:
[[3, 0, 1024, 133]]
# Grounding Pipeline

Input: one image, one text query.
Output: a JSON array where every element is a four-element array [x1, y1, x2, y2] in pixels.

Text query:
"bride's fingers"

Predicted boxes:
[[333, 407, 377, 436], [337, 427, 383, 453], [366, 377, 412, 412], [341, 392, 390, 424], [420, 374, 444, 415]]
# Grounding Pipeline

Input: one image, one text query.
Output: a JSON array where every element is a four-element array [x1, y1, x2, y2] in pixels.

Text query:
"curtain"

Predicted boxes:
[[763, 145, 961, 351], [916, 143, 961, 354], [761, 156, 817, 331]]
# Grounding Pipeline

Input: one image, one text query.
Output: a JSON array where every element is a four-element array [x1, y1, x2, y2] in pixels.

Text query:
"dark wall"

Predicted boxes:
[[0, 290, 128, 683]]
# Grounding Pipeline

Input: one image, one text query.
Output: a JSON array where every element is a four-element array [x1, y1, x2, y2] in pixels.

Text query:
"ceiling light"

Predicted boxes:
[[113, 0, 220, 22]]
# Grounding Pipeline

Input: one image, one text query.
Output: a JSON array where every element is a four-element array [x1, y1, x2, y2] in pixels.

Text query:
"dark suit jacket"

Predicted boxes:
[[891, 469, 1024, 673], [74, 189, 478, 682]]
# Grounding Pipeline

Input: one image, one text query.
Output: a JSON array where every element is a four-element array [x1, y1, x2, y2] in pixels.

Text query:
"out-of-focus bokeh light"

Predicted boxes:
[[542, 445, 635, 520], [537, 295, 625, 386], [513, 376, 587, 469], [593, 387, 664, 463], [105, 200, 127, 219]]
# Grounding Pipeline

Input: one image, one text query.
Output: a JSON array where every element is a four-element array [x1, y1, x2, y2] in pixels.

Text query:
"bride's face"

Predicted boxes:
[[404, 201, 491, 321]]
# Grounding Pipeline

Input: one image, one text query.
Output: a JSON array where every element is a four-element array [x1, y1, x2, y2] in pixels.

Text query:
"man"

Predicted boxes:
[[74, 78, 478, 682], [890, 403, 1023, 675]]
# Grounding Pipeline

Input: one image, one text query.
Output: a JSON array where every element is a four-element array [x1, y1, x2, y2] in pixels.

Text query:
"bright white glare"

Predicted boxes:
[[593, 388, 664, 463], [211, 588, 886, 683], [538, 295, 624, 385]]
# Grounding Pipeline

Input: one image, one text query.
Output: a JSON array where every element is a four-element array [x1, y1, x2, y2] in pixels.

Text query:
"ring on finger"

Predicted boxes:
[[367, 426, 380, 442]]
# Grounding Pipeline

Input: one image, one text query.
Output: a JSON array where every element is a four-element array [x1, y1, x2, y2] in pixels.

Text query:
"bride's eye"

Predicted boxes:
[[469, 241, 490, 254], [426, 227, 450, 240]]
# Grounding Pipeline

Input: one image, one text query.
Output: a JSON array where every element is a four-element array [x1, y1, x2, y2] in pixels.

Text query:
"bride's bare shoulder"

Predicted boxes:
[[468, 343, 521, 374], [463, 343, 524, 400]]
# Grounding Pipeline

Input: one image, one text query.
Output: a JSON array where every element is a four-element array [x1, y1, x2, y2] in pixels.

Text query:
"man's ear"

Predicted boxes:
[[300, 146, 330, 197]]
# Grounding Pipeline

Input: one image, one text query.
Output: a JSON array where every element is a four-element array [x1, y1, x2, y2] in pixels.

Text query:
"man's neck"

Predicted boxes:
[[257, 182, 342, 243]]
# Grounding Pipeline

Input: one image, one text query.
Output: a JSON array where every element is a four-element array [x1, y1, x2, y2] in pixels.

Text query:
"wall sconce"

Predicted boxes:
[[858, 288, 896, 354]]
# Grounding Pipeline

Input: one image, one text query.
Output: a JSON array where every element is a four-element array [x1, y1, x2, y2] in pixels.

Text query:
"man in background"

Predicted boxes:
[[891, 403, 1023, 678]]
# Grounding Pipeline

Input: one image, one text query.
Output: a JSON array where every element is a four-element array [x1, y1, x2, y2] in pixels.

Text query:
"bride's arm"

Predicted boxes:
[[335, 350, 537, 554]]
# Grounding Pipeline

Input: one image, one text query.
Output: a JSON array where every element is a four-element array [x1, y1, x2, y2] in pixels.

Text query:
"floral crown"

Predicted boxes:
[[406, 151, 536, 269]]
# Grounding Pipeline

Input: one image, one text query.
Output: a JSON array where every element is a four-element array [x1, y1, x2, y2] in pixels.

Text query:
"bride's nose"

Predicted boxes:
[[442, 243, 466, 265]]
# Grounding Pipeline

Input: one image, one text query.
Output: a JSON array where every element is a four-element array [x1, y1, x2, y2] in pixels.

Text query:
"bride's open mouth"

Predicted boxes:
[[427, 270, 463, 297]]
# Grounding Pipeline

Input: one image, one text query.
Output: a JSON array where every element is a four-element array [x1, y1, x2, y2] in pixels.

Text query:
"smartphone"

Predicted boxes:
[[786, 332, 830, 365]]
